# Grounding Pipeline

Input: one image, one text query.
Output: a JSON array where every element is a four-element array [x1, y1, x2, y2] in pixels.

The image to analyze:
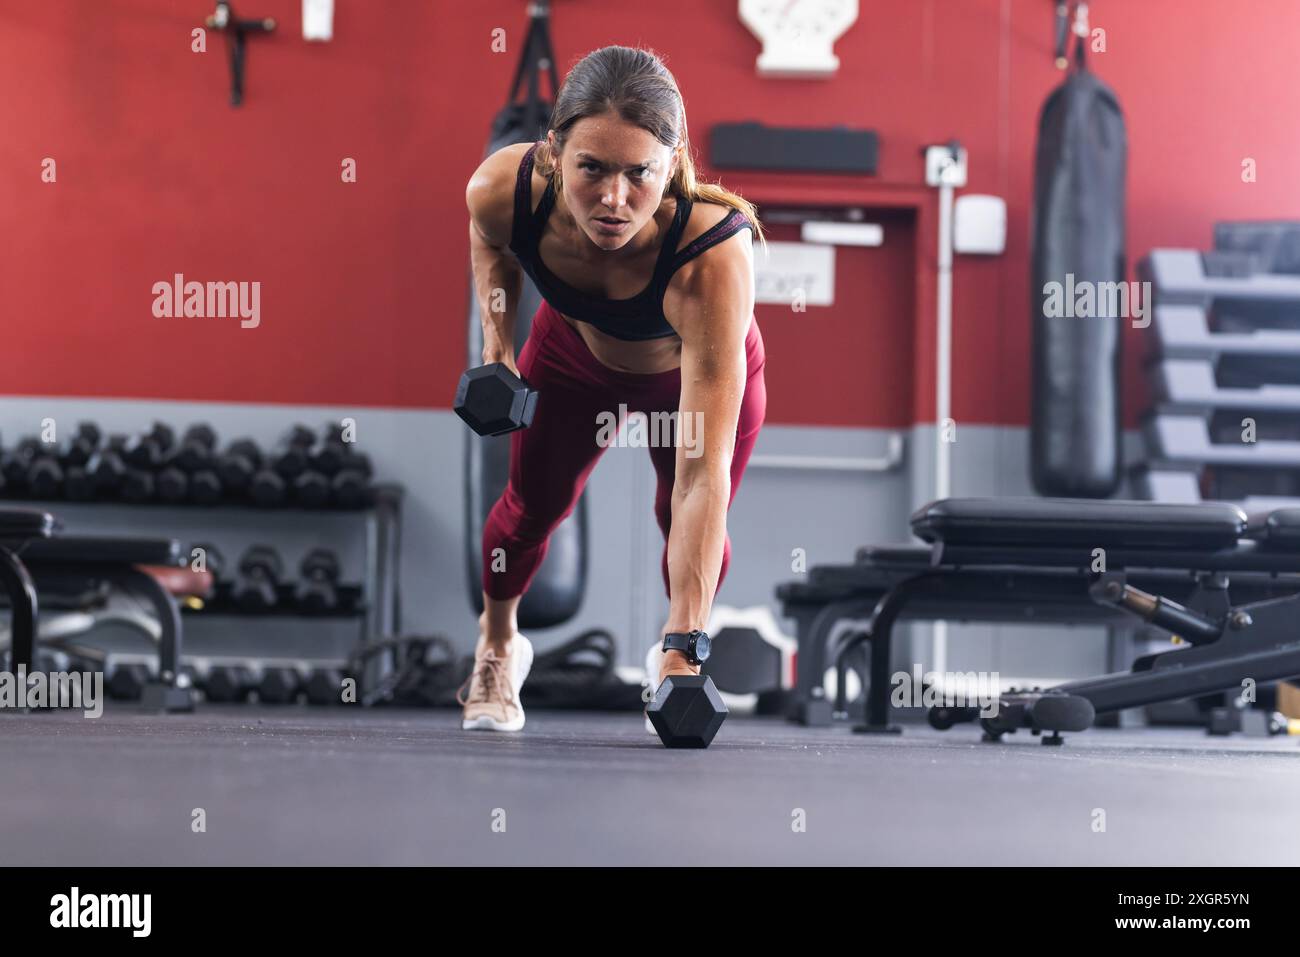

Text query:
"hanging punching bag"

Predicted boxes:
[[463, 3, 588, 626], [1030, 35, 1127, 498]]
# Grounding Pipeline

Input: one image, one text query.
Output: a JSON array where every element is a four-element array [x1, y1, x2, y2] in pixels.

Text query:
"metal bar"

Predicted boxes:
[[748, 434, 905, 472]]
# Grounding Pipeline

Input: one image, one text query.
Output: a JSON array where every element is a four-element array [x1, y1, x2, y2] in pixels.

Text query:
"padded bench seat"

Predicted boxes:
[[21, 536, 182, 566], [910, 498, 1248, 549], [0, 508, 58, 542]]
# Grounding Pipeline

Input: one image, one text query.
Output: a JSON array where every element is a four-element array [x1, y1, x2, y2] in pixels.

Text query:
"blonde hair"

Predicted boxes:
[[533, 45, 765, 247]]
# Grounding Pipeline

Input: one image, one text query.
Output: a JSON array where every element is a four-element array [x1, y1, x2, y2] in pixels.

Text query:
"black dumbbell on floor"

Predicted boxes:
[[647, 675, 728, 748], [204, 664, 255, 703], [304, 667, 348, 705], [258, 667, 302, 704], [107, 662, 151, 701], [233, 545, 283, 612], [454, 364, 539, 436], [647, 636, 728, 749]]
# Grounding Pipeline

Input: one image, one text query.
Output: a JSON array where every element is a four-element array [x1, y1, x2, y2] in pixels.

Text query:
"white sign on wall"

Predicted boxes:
[[754, 241, 835, 307]]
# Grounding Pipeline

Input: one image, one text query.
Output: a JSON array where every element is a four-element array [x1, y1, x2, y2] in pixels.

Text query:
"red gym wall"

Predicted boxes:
[[3, 0, 1299, 428]]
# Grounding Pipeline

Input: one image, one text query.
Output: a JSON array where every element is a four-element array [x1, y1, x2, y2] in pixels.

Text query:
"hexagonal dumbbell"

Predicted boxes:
[[204, 664, 255, 703], [215, 438, 263, 492], [295, 548, 340, 614], [233, 545, 283, 612], [173, 424, 218, 472], [304, 667, 348, 705], [258, 666, 302, 704], [647, 675, 728, 748], [453, 364, 539, 437], [107, 662, 151, 701]]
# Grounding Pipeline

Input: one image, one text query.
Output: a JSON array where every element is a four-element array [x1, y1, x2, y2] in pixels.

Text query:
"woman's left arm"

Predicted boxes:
[[661, 230, 755, 641]]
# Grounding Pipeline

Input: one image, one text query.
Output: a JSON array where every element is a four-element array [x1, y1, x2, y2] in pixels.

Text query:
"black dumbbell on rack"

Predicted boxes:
[[59, 422, 102, 469], [172, 424, 217, 472], [87, 438, 128, 498], [120, 467, 155, 503], [249, 426, 315, 507], [249, 467, 286, 507], [233, 545, 283, 612], [156, 464, 189, 504], [54, 424, 102, 500], [216, 438, 263, 494], [293, 470, 331, 508], [296, 548, 341, 614], [0, 438, 42, 492], [298, 421, 376, 508], [272, 425, 316, 479], [309, 422, 351, 476], [122, 422, 175, 470], [331, 450, 374, 508], [189, 468, 223, 505], [26, 455, 64, 499], [64, 465, 95, 501]]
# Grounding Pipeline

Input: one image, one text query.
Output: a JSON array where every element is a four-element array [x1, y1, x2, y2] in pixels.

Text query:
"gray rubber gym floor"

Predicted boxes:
[[2, 705, 1297, 866]]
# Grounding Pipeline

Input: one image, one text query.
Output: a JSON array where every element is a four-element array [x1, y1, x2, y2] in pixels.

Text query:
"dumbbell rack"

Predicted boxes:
[[1135, 244, 1300, 509], [8, 484, 404, 703], [1132, 239, 1300, 726]]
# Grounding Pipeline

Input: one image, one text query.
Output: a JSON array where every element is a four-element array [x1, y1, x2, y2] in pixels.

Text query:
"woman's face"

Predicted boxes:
[[549, 112, 679, 252]]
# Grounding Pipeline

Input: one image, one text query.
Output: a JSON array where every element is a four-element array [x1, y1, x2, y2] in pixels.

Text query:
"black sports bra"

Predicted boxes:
[[507, 143, 753, 341]]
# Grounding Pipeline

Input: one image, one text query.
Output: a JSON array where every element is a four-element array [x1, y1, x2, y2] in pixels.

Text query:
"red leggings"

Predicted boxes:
[[482, 301, 767, 601]]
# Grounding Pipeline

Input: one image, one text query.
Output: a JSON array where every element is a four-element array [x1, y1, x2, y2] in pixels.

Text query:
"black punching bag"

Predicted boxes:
[[1030, 39, 1127, 498], [464, 3, 588, 627]]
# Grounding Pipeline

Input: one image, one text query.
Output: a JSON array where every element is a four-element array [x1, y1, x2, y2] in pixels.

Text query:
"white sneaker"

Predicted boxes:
[[643, 640, 663, 735], [459, 633, 534, 731]]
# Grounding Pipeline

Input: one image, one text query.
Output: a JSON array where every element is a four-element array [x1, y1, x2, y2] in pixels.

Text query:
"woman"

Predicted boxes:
[[459, 45, 767, 731]]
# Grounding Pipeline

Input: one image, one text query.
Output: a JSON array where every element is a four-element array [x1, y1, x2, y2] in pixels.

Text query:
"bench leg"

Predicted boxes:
[[790, 597, 882, 726], [111, 568, 194, 713], [840, 573, 949, 735], [0, 545, 38, 676]]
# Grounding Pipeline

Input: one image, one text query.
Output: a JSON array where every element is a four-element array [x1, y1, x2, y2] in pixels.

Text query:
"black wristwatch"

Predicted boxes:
[[662, 630, 712, 666]]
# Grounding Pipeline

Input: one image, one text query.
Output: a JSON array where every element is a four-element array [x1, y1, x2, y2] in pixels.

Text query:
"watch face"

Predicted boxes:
[[693, 633, 712, 661]]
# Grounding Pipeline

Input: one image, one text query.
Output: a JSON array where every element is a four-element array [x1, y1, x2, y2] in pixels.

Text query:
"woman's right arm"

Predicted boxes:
[[466, 147, 527, 377]]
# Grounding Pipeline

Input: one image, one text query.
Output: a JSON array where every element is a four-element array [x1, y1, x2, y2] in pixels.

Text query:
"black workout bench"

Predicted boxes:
[[0, 507, 207, 712], [777, 498, 1300, 742]]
